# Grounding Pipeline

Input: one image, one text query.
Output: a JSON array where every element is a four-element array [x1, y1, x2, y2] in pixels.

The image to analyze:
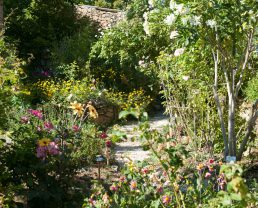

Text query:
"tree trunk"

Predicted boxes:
[[0, 0, 3, 30], [228, 94, 236, 156]]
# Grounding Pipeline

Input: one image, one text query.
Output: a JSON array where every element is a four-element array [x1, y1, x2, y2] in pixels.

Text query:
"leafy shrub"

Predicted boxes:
[[0, 34, 24, 129]]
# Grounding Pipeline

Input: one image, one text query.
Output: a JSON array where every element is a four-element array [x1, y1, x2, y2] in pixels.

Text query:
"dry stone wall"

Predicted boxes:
[[77, 5, 125, 29]]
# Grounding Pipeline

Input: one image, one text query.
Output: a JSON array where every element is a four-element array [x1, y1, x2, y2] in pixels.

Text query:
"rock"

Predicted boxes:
[[91, 99, 119, 126]]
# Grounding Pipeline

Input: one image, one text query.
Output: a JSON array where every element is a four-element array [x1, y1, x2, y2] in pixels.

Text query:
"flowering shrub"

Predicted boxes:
[[0, 101, 105, 206], [104, 88, 153, 112], [83, 115, 257, 207], [83, 159, 256, 207]]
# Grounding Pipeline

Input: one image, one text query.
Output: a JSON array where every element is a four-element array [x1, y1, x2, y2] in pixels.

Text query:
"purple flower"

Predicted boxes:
[[28, 109, 43, 120], [36, 146, 47, 159]]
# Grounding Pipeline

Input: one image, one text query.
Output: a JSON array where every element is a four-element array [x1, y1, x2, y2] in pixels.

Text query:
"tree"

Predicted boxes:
[[3, 0, 95, 78], [0, 0, 3, 30], [143, 0, 258, 160]]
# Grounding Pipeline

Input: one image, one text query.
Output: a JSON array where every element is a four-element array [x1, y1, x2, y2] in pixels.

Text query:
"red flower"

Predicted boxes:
[[209, 159, 215, 164], [105, 140, 112, 148], [100, 132, 108, 139]]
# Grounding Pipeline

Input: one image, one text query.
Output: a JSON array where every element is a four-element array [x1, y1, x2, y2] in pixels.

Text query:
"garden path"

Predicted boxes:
[[114, 113, 169, 166]]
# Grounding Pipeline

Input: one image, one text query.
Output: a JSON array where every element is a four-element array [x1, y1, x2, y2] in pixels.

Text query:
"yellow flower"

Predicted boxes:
[[86, 103, 98, 119], [69, 101, 84, 117], [38, 138, 51, 147], [197, 163, 204, 171]]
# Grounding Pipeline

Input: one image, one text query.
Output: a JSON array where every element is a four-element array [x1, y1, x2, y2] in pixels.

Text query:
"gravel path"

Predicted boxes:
[[114, 113, 169, 166]]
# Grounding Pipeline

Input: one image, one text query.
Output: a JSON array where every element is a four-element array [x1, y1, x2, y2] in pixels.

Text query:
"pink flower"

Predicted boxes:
[[28, 109, 43, 119], [48, 142, 59, 155], [100, 132, 108, 139], [119, 176, 127, 183], [162, 195, 171, 206], [130, 180, 137, 190], [72, 125, 80, 132], [110, 184, 119, 192], [44, 121, 54, 131], [20, 116, 29, 124], [141, 167, 149, 175], [37, 126, 43, 132], [205, 172, 212, 178], [88, 198, 96, 206], [105, 140, 112, 148]]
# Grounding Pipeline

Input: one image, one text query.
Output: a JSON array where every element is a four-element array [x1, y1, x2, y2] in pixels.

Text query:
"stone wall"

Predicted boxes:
[[77, 5, 125, 29]]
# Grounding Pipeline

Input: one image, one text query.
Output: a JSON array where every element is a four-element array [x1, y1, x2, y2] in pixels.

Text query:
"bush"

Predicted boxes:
[[0, 34, 24, 129], [1, 101, 104, 207]]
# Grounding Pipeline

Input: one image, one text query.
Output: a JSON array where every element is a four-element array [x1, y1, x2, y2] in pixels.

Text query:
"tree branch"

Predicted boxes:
[[235, 30, 254, 97]]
